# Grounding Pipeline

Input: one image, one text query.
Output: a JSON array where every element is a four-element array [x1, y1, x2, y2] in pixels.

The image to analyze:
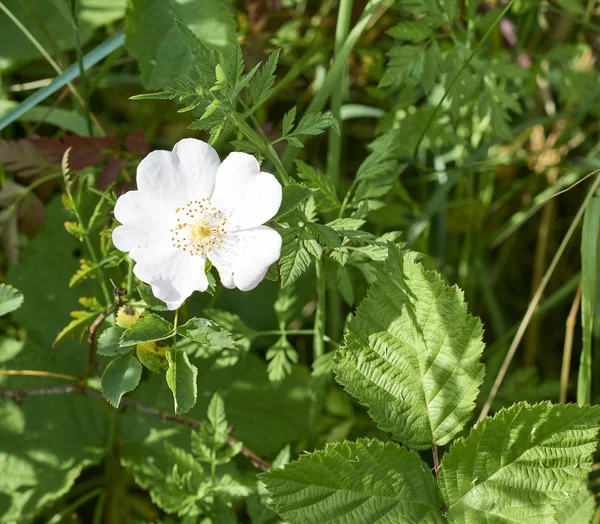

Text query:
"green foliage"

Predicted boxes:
[[439, 402, 600, 522], [119, 314, 174, 346], [166, 348, 198, 414], [125, 0, 235, 89], [178, 317, 235, 349], [101, 353, 142, 407], [0, 284, 23, 316], [336, 246, 484, 449], [261, 439, 443, 523]]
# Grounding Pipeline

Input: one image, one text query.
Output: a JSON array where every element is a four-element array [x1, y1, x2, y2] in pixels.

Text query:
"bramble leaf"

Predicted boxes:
[[261, 439, 443, 523], [335, 246, 484, 449], [440, 402, 600, 522]]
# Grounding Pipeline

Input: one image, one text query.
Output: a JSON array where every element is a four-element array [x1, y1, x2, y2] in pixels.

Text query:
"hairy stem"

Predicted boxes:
[[313, 258, 326, 360]]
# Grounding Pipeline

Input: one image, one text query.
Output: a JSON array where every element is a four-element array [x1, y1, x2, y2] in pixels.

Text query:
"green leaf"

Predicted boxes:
[[166, 348, 198, 414], [282, 106, 297, 136], [101, 353, 143, 407], [555, 488, 596, 524], [578, 196, 600, 404], [119, 314, 174, 347], [284, 112, 340, 145], [177, 317, 236, 348], [138, 283, 169, 311], [440, 402, 600, 522], [97, 326, 127, 356], [0, 283, 24, 316], [276, 184, 314, 219], [261, 439, 443, 523], [335, 246, 485, 449], [266, 337, 298, 386], [306, 223, 342, 248], [295, 160, 340, 211], [125, 0, 235, 89], [249, 48, 281, 107], [53, 310, 97, 347], [279, 228, 317, 287], [207, 392, 229, 444]]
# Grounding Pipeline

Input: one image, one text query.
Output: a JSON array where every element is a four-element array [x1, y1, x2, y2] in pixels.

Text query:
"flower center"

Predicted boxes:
[[170, 198, 227, 256]]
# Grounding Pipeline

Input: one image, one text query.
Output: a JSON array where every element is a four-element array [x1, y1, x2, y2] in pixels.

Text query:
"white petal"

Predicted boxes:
[[133, 247, 209, 310], [208, 226, 282, 291], [172, 138, 221, 200], [210, 152, 282, 230], [114, 189, 171, 226], [136, 139, 220, 208]]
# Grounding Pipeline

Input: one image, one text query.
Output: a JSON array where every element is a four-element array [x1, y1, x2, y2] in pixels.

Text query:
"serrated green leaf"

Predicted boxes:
[[97, 326, 127, 356], [101, 354, 143, 407], [266, 337, 298, 386], [279, 228, 314, 287], [335, 246, 484, 449], [166, 348, 198, 414], [249, 48, 280, 107], [288, 111, 339, 140], [207, 392, 228, 445], [0, 283, 24, 316], [178, 317, 235, 348], [261, 439, 443, 523], [306, 223, 342, 248], [295, 160, 340, 211], [276, 184, 314, 219], [555, 488, 596, 524], [440, 402, 600, 523], [282, 106, 296, 136], [120, 314, 174, 347], [53, 310, 97, 347], [69, 258, 97, 288]]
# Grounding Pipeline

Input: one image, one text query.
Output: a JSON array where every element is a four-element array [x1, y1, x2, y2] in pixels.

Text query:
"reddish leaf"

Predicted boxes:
[[0, 140, 55, 178], [98, 158, 127, 189], [125, 129, 150, 157], [18, 192, 46, 237]]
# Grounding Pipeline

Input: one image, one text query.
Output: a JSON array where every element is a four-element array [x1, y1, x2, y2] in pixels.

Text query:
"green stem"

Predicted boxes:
[[127, 258, 134, 296], [71, 201, 111, 305], [255, 329, 315, 338], [92, 409, 119, 524], [71, 0, 93, 136], [48, 487, 103, 524], [479, 172, 600, 421], [235, 99, 292, 185], [281, 0, 390, 171], [313, 259, 326, 360], [327, 0, 354, 188]]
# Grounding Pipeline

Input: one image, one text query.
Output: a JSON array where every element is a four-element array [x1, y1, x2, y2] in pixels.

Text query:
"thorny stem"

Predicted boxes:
[[0, 383, 271, 471], [479, 173, 600, 421]]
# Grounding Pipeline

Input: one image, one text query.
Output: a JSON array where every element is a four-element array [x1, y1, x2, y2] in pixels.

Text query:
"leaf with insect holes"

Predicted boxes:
[[101, 353, 143, 407]]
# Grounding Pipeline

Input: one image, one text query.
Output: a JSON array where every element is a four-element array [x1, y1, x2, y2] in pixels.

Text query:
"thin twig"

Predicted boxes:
[[560, 283, 582, 404], [0, 369, 77, 381], [0, 383, 271, 471]]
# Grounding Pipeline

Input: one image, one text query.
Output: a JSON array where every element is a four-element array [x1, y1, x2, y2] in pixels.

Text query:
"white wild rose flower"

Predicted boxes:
[[112, 138, 283, 310]]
